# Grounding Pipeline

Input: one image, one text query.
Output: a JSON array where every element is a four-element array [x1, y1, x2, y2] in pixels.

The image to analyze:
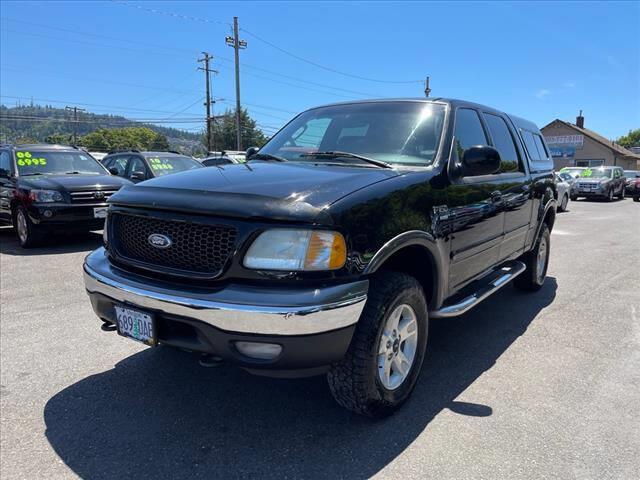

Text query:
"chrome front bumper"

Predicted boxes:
[[83, 248, 368, 336]]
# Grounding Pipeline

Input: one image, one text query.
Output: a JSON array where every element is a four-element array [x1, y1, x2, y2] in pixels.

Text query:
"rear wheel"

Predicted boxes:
[[514, 225, 550, 292], [327, 271, 428, 418], [14, 206, 45, 248]]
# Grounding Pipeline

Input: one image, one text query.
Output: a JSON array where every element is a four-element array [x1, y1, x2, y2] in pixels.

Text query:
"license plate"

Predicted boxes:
[[114, 305, 156, 346], [94, 207, 108, 218]]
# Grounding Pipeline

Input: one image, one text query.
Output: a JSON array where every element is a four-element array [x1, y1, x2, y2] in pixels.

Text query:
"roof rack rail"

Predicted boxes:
[[107, 148, 140, 154]]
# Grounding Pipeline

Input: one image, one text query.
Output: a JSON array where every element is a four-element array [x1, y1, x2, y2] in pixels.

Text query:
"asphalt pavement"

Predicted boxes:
[[1, 198, 639, 479]]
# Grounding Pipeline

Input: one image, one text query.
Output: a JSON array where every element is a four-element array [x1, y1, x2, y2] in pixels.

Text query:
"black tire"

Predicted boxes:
[[514, 224, 550, 292], [617, 186, 625, 199], [606, 188, 614, 202], [558, 194, 568, 212], [327, 271, 428, 418], [570, 194, 578, 201], [634, 196, 640, 202], [13, 205, 45, 248]]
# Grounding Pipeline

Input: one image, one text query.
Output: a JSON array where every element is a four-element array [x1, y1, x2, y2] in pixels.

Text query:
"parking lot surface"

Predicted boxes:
[[1, 199, 639, 479]]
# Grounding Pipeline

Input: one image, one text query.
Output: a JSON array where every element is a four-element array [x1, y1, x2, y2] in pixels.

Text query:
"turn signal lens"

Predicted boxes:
[[304, 231, 346, 270]]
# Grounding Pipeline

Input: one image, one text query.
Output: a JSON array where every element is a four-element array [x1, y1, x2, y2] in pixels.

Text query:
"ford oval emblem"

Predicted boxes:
[[148, 233, 172, 249]]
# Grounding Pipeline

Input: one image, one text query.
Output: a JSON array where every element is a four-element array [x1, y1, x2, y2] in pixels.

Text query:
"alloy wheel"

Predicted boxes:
[[16, 210, 28, 244], [377, 303, 418, 390]]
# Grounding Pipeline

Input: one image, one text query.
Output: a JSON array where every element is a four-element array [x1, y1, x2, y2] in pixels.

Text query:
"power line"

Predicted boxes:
[[104, 3, 423, 85], [1, 17, 383, 98]]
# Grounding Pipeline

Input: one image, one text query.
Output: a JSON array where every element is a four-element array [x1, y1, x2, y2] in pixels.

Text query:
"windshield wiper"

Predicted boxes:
[[300, 151, 392, 169], [249, 153, 287, 162], [19, 172, 44, 176]]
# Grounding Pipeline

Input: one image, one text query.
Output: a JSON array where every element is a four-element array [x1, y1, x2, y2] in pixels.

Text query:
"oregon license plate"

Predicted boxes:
[[114, 305, 156, 346], [93, 207, 108, 218]]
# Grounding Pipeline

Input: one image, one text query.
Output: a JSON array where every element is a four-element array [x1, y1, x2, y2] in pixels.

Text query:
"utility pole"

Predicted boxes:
[[226, 17, 247, 151], [424, 77, 431, 98], [65, 106, 86, 145], [198, 52, 218, 154]]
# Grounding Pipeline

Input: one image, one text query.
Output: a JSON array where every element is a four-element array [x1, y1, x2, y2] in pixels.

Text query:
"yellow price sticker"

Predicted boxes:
[[16, 153, 47, 167]]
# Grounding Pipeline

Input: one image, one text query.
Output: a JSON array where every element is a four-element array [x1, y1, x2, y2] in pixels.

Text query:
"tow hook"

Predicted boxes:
[[199, 353, 223, 367], [100, 321, 117, 332]]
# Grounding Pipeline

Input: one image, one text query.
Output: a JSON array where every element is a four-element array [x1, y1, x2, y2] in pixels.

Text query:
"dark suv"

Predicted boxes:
[[83, 99, 557, 417], [102, 151, 203, 183], [0, 144, 132, 247]]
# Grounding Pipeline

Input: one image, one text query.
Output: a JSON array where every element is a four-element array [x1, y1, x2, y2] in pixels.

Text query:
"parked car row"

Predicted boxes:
[[558, 166, 639, 202]]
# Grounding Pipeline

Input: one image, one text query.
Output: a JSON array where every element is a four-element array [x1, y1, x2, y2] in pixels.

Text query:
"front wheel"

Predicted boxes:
[[606, 188, 614, 202], [327, 272, 428, 418], [617, 186, 625, 199], [14, 206, 45, 248], [634, 196, 640, 202], [514, 225, 550, 292], [558, 194, 568, 212]]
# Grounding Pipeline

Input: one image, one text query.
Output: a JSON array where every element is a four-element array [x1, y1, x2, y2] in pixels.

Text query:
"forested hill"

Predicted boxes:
[[0, 104, 203, 151]]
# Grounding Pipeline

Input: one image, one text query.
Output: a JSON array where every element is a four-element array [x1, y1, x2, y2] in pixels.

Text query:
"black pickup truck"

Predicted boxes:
[[83, 99, 556, 417]]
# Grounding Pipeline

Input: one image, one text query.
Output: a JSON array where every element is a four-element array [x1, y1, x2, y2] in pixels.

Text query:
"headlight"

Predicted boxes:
[[244, 229, 347, 271], [28, 189, 64, 203]]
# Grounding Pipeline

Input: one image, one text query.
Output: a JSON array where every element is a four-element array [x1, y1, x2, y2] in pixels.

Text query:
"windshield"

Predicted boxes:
[[15, 150, 107, 176], [259, 102, 447, 166], [559, 172, 573, 182], [561, 167, 584, 178], [146, 155, 202, 176], [581, 168, 612, 178], [624, 170, 639, 178]]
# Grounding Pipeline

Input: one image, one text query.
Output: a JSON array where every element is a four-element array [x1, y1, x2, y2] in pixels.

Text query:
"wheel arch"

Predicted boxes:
[[363, 231, 446, 309]]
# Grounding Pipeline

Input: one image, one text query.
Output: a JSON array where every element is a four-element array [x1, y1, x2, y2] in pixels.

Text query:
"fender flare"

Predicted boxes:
[[533, 197, 556, 241], [362, 230, 447, 308]]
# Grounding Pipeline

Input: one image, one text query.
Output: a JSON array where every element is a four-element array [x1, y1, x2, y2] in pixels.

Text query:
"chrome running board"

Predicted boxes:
[[430, 260, 526, 318]]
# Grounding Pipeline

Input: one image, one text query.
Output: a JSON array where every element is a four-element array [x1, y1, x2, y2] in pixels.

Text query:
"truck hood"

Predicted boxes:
[[18, 174, 132, 191], [108, 161, 401, 223]]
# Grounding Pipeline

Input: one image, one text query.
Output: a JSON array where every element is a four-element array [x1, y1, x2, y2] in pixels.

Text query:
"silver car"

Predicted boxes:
[[554, 173, 571, 212]]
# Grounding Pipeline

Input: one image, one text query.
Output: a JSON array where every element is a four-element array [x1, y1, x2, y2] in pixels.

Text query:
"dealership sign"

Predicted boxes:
[[544, 135, 584, 158]]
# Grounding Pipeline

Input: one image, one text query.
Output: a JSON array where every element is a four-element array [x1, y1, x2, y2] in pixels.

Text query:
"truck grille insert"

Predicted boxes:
[[111, 213, 238, 277]]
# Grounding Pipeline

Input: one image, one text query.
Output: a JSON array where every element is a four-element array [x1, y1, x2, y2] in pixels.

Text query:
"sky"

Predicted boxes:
[[1, 0, 639, 140]]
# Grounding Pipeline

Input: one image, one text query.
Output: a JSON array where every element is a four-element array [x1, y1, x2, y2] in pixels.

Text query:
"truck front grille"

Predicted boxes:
[[110, 213, 238, 278]]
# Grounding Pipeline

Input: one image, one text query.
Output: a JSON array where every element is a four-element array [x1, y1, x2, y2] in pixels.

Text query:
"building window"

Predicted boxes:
[[576, 159, 605, 167]]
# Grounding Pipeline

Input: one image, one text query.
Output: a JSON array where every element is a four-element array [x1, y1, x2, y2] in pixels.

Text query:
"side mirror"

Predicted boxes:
[[246, 146, 260, 159], [108, 167, 120, 176], [130, 171, 146, 181], [462, 146, 501, 177]]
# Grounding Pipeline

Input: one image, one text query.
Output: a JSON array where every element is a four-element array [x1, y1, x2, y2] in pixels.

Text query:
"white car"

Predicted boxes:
[[554, 173, 571, 212]]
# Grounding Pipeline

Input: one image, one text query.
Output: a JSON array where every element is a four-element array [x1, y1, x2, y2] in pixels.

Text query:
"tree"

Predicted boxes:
[[79, 127, 170, 152], [45, 133, 72, 145], [616, 129, 640, 149], [210, 108, 268, 152]]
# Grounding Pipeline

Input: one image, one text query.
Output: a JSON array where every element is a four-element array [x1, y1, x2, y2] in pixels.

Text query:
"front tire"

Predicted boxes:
[[14, 206, 45, 248], [514, 224, 550, 292], [558, 194, 568, 212], [606, 188, 614, 202], [327, 272, 428, 418], [634, 196, 639, 202], [617, 186, 625, 199]]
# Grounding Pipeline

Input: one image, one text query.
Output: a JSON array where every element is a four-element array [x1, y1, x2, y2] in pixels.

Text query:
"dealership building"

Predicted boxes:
[[541, 113, 640, 170]]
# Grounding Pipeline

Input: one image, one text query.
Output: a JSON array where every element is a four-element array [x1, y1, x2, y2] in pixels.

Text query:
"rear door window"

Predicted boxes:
[[483, 113, 523, 173], [521, 130, 553, 172]]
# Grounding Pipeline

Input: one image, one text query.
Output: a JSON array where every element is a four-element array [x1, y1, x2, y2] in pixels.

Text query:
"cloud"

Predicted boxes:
[[563, 82, 576, 88], [536, 89, 551, 99]]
